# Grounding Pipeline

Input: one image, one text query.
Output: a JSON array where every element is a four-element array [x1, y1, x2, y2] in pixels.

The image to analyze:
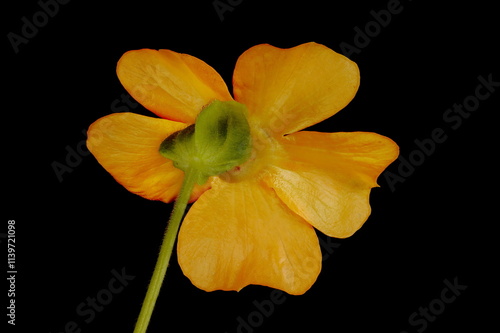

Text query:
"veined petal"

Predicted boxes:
[[87, 113, 210, 203], [177, 178, 322, 295], [117, 49, 233, 123], [233, 42, 359, 136], [265, 131, 399, 238]]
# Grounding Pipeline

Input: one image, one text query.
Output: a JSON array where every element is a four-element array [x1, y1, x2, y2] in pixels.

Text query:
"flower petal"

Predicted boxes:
[[233, 42, 360, 136], [117, 49, 233, 123], [177, 178, 322, 295], [265, 131, 399, 238], [87, 113, 210, 202]]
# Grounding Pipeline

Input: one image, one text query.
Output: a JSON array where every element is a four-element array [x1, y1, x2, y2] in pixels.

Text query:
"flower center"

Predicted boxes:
[[220, 125, 283, 183], [159, 100, 253, 186]]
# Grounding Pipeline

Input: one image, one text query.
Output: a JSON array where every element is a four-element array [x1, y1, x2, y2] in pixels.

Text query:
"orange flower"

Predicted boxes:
[[87, 42, 399, 295]]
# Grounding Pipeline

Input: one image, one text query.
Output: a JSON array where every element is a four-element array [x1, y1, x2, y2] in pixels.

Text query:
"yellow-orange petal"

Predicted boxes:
[[233, 42, 359, 136], [177, 178, 322, 295], [117, 49, 233, 123], [87, 113, 210, 202], [265, 131, 399, 238]]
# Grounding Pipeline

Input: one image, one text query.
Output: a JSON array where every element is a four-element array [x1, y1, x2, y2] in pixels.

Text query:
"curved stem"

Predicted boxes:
[[133, 169, 197, 333]]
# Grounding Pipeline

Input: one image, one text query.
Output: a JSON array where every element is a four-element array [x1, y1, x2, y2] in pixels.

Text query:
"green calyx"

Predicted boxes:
[[159, 100, 252, 185]]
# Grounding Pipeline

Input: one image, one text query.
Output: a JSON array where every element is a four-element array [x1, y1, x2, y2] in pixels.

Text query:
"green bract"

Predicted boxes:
[[159, 100, 252, 185]]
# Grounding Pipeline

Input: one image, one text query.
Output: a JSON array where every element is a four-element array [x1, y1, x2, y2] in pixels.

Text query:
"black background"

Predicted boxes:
[[4, 0, 498, 332]]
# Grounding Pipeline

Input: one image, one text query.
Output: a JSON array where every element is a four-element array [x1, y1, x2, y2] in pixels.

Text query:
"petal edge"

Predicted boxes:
[[87, 112, 210, 202], [233, 42, 360, 136], [117, 49, 233, 122], [266, 131, 399, 238], [178, 178, 322, 295]]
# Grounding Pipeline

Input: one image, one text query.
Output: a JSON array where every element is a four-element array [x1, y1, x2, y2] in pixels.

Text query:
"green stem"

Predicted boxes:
[[133, 169, 198, 333]]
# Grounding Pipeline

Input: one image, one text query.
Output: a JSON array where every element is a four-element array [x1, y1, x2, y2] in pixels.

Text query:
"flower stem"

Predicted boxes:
[[133, 169, 197, 333]]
